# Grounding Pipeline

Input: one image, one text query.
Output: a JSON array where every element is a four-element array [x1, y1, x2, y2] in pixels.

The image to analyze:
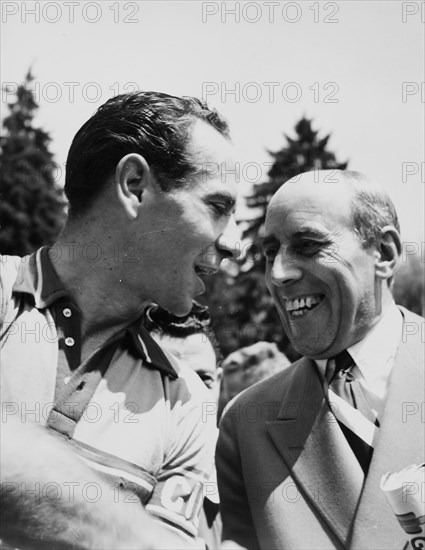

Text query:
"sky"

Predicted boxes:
[[1, 0, 424, 246]]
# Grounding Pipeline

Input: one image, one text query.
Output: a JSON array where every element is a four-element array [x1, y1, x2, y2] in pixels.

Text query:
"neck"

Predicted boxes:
[[50, 224, 148, 339]]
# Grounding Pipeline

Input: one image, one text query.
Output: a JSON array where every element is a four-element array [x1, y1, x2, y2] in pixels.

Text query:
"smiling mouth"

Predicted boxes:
[[285, 294, 324, 318]]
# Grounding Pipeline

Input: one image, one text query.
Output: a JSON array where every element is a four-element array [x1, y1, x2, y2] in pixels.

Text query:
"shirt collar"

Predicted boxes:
[[316, 302, 403, 383], [347, 301, 402, 386], [12, 247, 69, 308], [127, 322, 178, 379], [12, 247, 178, 379]]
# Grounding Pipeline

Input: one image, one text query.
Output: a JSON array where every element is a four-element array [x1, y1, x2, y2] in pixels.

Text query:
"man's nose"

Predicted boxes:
[[268, 248, 302, 286], [217, 216, 242, 261]]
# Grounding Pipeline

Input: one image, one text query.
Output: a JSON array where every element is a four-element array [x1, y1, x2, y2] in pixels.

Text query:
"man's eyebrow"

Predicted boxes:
[[292, 227, 329, 239]]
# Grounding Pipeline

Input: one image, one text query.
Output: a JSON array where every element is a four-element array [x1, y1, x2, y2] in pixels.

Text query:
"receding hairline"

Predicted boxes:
[[270, 169, 393, 211], [276, 169, 375, 192]]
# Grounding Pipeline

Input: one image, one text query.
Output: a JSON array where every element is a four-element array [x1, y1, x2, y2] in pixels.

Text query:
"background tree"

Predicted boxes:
[[0, 69, 66, 256], [393, 252, 425, 317], [202, 117, 348, 359], [243, 117, 348, 270]]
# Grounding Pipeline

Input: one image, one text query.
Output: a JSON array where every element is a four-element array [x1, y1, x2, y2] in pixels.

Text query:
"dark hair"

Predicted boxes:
[[342, 170, 401, 249], [142, 301, 222, 363], [65, 91, 230, 217]]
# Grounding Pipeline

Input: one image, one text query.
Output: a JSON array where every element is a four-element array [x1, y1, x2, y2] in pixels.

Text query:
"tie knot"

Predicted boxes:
[[326, 350, 354, 383], [334, 350, 354, 373]]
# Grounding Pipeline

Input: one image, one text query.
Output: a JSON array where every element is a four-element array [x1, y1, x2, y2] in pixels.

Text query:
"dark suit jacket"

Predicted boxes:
[[216, 307, 424, 549]]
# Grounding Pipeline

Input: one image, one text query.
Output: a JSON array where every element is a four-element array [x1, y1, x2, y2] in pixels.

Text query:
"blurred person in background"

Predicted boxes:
[[143, 301, 223, 549], [143, 301, 223, 403], [218, 341, 290, 419]]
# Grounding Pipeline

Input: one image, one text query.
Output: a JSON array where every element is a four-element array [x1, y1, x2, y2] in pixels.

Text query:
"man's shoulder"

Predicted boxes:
[[0, 254, 24, 322], [397, 305, 424, 350], [396, 305, 424, 368], [0, 254, 23, 283], [398, 305, 424, 324], [221, 357, 306, 426], [237, 357, 304, 401]]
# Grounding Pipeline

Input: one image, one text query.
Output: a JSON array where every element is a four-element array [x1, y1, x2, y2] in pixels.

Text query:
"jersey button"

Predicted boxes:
[[65, 337, 75, 347]]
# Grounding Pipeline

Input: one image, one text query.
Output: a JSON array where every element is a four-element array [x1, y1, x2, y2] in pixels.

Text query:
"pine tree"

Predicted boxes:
[[203, 117, 348, 358], [243, 117, 348, 269], [0, 69, 66, 256]]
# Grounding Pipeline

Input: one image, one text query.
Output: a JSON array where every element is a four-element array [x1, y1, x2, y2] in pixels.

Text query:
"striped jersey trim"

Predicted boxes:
[[69, 438, 157, 500]]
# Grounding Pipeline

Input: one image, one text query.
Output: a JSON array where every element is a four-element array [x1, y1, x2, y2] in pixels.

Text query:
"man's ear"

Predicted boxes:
[[374, 225, 402, 280], [115, 154, 151, 219]]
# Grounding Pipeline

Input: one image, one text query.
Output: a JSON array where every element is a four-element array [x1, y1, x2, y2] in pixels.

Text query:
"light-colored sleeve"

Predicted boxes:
[[216, 402, 260, 550], [0, 255, 21, 328], [145, 363, 218, 547]]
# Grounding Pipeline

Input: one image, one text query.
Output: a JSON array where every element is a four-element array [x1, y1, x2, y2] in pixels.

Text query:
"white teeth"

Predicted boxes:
[[285, 294, 323, 314]]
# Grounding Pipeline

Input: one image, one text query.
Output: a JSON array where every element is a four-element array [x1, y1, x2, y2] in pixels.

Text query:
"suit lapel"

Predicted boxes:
[[351, 311, 425, 548], [266, 358, 364, 546]]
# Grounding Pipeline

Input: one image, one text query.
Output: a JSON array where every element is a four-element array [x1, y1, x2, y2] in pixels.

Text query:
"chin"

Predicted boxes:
[[289, 337, 328, 360], [292, 343, 316, 359]]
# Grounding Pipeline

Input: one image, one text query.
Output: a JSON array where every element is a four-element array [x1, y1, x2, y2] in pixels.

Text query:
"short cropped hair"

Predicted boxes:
[[142, 301, 222, 363], [65, 91, 230, 217], [341, 170, 401, 248]]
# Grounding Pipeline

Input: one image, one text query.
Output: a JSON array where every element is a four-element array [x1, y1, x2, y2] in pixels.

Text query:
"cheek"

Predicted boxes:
[[161, 235, 199, 262], [341, 264, 376, 308]]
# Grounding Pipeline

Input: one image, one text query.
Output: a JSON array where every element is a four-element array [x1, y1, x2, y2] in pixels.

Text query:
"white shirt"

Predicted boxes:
[[315, 302, 403, 446]]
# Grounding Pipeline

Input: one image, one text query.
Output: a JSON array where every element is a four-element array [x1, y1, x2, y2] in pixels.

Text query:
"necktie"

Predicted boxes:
[[326, 350, 377, 473]]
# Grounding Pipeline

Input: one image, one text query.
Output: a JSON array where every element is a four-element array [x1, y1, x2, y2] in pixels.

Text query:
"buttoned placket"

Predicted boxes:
[[47, 299, 122, 438]]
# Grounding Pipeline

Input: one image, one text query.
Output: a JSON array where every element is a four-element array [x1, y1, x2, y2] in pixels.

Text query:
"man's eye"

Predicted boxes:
[[212, 203, 230, 217], [295, 241, 321, 256], [199, 375, 215, 388], [213, 203, 232, 216]]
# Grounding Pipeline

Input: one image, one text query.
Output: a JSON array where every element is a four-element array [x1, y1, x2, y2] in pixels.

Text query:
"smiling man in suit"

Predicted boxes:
[[216, 170, 424, 549]]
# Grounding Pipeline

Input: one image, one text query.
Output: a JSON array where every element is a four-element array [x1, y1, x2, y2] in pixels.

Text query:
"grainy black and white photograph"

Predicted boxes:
[[1, 1, 424, 549]]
